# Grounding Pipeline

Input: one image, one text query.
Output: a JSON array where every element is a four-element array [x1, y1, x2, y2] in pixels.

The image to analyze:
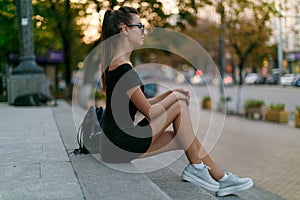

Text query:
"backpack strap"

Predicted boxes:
[[71, 106, 105, 155], [72, 123, 89, 155]]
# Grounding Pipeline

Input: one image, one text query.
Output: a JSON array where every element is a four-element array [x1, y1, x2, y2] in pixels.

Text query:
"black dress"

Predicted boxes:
[[100, 63, 152, 163]]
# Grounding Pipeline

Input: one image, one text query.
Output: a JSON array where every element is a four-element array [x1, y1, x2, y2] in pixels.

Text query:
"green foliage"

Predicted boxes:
[[32, 1, 65, 55], [220, 0, 278, 84], [270, 103, 285, 111], [202, 96, 211, 102], [244, 99, 265, 108], [90, 89, 106, 100], [220, 96, 232, 102], [1, 0, 277, 91], [0, 0, 18, 64], [296, 106, 300, 113]]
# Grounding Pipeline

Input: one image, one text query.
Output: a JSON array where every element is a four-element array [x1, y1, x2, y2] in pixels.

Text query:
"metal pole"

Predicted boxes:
[[277, 2, 283, 83], [218, 0, 225, 98]]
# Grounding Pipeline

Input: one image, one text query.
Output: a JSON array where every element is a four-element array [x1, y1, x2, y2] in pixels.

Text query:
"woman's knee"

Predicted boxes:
[[172, 99, 188, 109], [177, 100, 189, 113], [167, 100, 189, 117]]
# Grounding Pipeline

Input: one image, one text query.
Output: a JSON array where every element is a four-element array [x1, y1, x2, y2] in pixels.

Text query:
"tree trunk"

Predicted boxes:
[[236, 61, 244, 114], [63, 0, 72, 99], [236, 85, 243, 114], [238, 62, 244, 85]]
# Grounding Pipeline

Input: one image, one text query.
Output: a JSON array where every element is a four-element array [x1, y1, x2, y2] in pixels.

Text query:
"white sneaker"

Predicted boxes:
[[182, 164, 220, 192], [216, 172, 253, 196]]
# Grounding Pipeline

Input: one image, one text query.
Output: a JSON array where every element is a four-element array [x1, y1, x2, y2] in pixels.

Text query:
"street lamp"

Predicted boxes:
[[277, 1, 283, 84], [13, 0, 44, 74], [7, 0, 50, 105], [218, 0, 225, 98]]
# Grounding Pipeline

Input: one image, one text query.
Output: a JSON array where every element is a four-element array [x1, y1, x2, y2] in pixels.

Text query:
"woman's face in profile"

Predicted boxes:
[[127, 14, 144, 47]]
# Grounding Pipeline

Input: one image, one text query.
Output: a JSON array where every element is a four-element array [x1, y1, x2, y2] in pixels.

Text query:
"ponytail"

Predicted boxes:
[[100, 9, 113, 92], [101, 9, 112, 42]]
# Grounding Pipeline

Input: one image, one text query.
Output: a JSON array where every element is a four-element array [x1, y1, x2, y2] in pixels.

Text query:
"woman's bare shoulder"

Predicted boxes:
[[108, 62, 132, 71]]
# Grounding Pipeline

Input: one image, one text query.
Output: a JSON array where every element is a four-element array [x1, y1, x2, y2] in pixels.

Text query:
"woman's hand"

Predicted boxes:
[[173, 88, 190, 98], [173, 88, 190, 107]]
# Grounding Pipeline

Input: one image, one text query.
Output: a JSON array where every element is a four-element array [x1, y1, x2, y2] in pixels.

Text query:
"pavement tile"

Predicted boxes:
[[0, 163, 40, 181], [0, 103, 84, 200]]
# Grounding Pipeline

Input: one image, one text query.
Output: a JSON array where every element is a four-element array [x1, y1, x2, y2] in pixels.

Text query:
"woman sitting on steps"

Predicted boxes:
[[99, 6, 253, 197]]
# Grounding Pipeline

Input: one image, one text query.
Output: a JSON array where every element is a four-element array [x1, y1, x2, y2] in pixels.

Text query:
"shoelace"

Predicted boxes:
[[190, 164, 211, 174], [225, 172, 238, 182], [204, 164, 211, 170]]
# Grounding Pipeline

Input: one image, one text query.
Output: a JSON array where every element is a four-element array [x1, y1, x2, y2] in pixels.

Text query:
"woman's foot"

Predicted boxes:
[[182, 164, 220, 192], [216, 172, 253, 196]]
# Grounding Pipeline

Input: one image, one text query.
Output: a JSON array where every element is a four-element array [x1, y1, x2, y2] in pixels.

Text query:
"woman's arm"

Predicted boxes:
[[127, 86, 188, 120], [148, 90, 172, 105], [148, 88, 190, 106]]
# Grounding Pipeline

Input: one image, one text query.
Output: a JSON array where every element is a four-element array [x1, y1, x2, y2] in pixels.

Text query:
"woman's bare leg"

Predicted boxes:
[[141, 100, 224, 180]]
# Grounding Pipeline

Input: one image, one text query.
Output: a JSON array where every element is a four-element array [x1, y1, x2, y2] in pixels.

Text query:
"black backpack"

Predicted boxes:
[[73, 106, 105, 155], [14, 93, 52, 106]]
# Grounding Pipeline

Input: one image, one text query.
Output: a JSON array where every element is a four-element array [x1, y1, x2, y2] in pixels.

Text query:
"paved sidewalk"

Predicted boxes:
[[0, 101, 174, 200], [0, 103, 83, 199], [0, 100, 298, 199], [208, 112, 300, 200], [157, 82, 300, 200]]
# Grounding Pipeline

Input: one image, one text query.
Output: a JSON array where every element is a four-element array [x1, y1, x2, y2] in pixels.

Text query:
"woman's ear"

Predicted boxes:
[[120, 25, 128, 35]]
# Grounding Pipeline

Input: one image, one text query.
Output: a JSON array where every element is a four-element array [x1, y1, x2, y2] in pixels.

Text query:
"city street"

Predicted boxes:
[[1, 0, 299, 199], [218, 84, 298, 113], [166, 82, 299, 113]]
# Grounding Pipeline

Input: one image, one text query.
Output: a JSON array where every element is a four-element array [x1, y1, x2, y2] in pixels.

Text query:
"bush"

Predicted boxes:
[[202, 96, 212, 109], [296, 105, 300, 113], [244, 99, 265, 109], [270, 103, 285, 111], [220, 96, 232, 102], [202, 96, 211, 102]]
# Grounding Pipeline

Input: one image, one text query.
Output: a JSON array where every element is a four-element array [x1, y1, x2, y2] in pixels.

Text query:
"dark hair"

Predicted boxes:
[[100, 7, 138, 91]]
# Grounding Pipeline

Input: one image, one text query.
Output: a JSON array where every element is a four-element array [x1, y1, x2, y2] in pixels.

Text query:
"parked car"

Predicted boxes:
[[293, 74, 300, 87], [255, 74, 266, 84], [138, 72, 158, 98], [266, 73, 279, 85], [189, 75, 205, 85], [143, 83, 158, 98], [223, 74, 234, 87], [175, 73, 186, 84], [280, 73, 296, 86], [245, 73, 258, 84]]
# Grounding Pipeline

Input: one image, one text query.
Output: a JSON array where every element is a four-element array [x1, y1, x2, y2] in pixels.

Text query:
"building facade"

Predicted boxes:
[[254, 0, 300, 73]]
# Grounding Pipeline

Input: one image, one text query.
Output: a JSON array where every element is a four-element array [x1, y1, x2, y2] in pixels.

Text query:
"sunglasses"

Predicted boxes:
[[125, 23, 145, 34]]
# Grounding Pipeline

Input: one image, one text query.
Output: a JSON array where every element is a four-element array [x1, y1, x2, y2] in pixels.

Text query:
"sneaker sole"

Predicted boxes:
[[216, 179, 253, 197], [182, 171, 220, 192]]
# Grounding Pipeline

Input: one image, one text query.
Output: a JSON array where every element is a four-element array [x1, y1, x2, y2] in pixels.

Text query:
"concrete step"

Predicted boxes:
[[145, 167, 218, 200], [67, 154, 172, 200], [143, 153, 284, 200], [53, 101, 172, 200], [54, 101, 284, 200], [145, 166, 285, 200]]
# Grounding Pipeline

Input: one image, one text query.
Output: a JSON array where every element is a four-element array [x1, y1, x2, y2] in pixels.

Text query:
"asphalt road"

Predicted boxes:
[[160, 82, 299, 113]]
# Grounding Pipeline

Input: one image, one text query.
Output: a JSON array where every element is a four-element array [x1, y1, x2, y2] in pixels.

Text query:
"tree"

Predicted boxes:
[[0, 0, 18, 66], [1, 0, 214, 99], [175, 0, 212, 29], [182, 18, 220, 65], [33, 0, 92, 97], [214, 0, 278, 113], [221, 0, 277, 85]]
